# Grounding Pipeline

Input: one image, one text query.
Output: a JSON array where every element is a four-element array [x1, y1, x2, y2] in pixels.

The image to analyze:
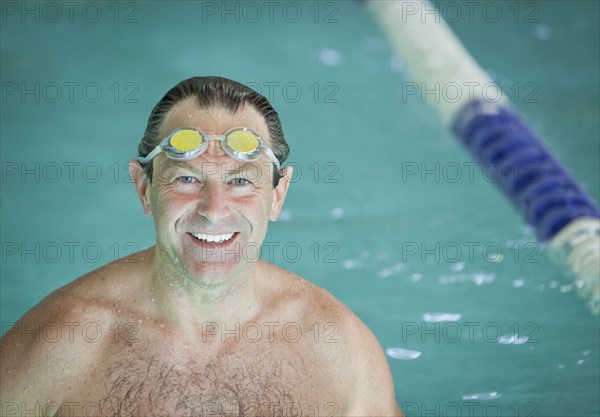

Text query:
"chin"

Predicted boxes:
[[182, 237, 250, 279], [157, 231, 261, 284]]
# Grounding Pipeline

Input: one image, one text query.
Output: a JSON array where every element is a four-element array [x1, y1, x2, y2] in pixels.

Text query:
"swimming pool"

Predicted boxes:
[[1, 1, 598, 415]]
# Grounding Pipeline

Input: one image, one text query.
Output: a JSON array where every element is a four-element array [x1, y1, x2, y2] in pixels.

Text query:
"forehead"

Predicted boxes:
[[160, 97, 270, 140]]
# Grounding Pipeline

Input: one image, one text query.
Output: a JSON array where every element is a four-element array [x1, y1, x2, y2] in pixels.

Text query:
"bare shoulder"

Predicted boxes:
[[257, 260, 359, 326], [259, 261, 383, 340], [0, 249, 152, 404], [258, 261, 385, 349], [258, 261, 404, 415]]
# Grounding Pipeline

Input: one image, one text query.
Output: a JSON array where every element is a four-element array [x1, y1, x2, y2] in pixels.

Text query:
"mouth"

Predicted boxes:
[[188, 231, 238, 246]]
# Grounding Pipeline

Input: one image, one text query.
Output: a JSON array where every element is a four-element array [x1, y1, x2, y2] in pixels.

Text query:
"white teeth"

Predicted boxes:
[[191, 232, 234, 243]]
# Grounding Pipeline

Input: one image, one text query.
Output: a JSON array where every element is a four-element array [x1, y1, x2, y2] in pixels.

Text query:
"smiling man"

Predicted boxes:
[[1, 76, 403, 416]]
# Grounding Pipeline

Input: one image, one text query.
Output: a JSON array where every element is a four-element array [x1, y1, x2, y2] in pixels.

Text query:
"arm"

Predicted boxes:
[[0, 290, 102, 413], [341, 313, 404, 416]]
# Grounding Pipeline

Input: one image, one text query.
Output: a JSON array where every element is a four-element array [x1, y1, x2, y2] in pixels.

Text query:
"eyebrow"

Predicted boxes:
[[162, 160, 263, 177]]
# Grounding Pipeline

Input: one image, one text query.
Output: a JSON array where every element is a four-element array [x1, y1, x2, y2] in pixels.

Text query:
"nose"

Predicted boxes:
[[195, 180, 231, 223]]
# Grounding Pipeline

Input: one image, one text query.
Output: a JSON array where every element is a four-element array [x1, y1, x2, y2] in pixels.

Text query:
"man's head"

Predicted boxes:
[[138, 76, 290, 186], [130, 76, 293, 286]]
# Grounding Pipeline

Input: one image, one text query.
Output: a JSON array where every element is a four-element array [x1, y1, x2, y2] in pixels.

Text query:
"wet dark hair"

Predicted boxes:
[[137, 76, 289, 186]]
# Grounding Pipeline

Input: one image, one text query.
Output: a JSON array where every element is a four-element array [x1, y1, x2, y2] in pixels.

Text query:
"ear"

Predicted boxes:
[[129, 160, 152, 216], [269, 166, 293, 221]]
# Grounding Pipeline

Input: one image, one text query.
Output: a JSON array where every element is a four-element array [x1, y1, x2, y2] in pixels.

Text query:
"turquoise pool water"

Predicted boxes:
[[1, 1, 598, 415]]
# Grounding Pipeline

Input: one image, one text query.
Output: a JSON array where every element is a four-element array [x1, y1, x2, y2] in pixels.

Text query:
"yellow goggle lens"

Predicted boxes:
[[170, 130, 203, 152], [227, 130, 260, 153]]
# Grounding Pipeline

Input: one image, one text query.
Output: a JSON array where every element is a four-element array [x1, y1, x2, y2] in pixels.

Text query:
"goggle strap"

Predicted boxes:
[[138, 146, 163, 164], [265, 148, 281, 170]]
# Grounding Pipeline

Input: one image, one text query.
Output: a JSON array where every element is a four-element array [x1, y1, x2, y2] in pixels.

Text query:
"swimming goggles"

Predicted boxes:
[[138, 127, 280, 169]]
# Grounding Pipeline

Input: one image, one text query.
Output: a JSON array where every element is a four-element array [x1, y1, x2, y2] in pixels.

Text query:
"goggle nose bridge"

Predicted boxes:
[[203, 135, 225, 142]]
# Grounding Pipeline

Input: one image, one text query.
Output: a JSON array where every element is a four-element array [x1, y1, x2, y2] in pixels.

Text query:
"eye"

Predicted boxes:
[[177, 176, 197, 184], [230, 177, 251, 186]]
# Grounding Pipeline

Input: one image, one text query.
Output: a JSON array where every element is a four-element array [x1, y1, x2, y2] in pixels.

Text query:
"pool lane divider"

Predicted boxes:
[[364, 0, 600, 315]]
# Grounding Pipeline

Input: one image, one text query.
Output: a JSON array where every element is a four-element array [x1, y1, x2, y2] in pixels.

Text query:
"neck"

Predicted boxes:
[[148, 246, 262, 328]]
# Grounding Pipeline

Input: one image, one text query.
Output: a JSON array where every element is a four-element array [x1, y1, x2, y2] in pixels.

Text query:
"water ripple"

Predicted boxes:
[[422, 312, 462, 323], [497, 334, 529, 345], [462, 392, 501, 401], [378, 262, 407, 278], [385, 347, 422, 360], [438, 273, 495, 286]]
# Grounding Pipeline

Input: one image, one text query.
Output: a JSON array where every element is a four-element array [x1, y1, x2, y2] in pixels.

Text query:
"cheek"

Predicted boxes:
[[262, 190, 275, 214], [151, 190, 189, 225], [248, 195, 275, 228]]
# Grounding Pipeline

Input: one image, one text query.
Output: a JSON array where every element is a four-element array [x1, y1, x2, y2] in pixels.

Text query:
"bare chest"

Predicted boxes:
[[64, 337, 343, 416]]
